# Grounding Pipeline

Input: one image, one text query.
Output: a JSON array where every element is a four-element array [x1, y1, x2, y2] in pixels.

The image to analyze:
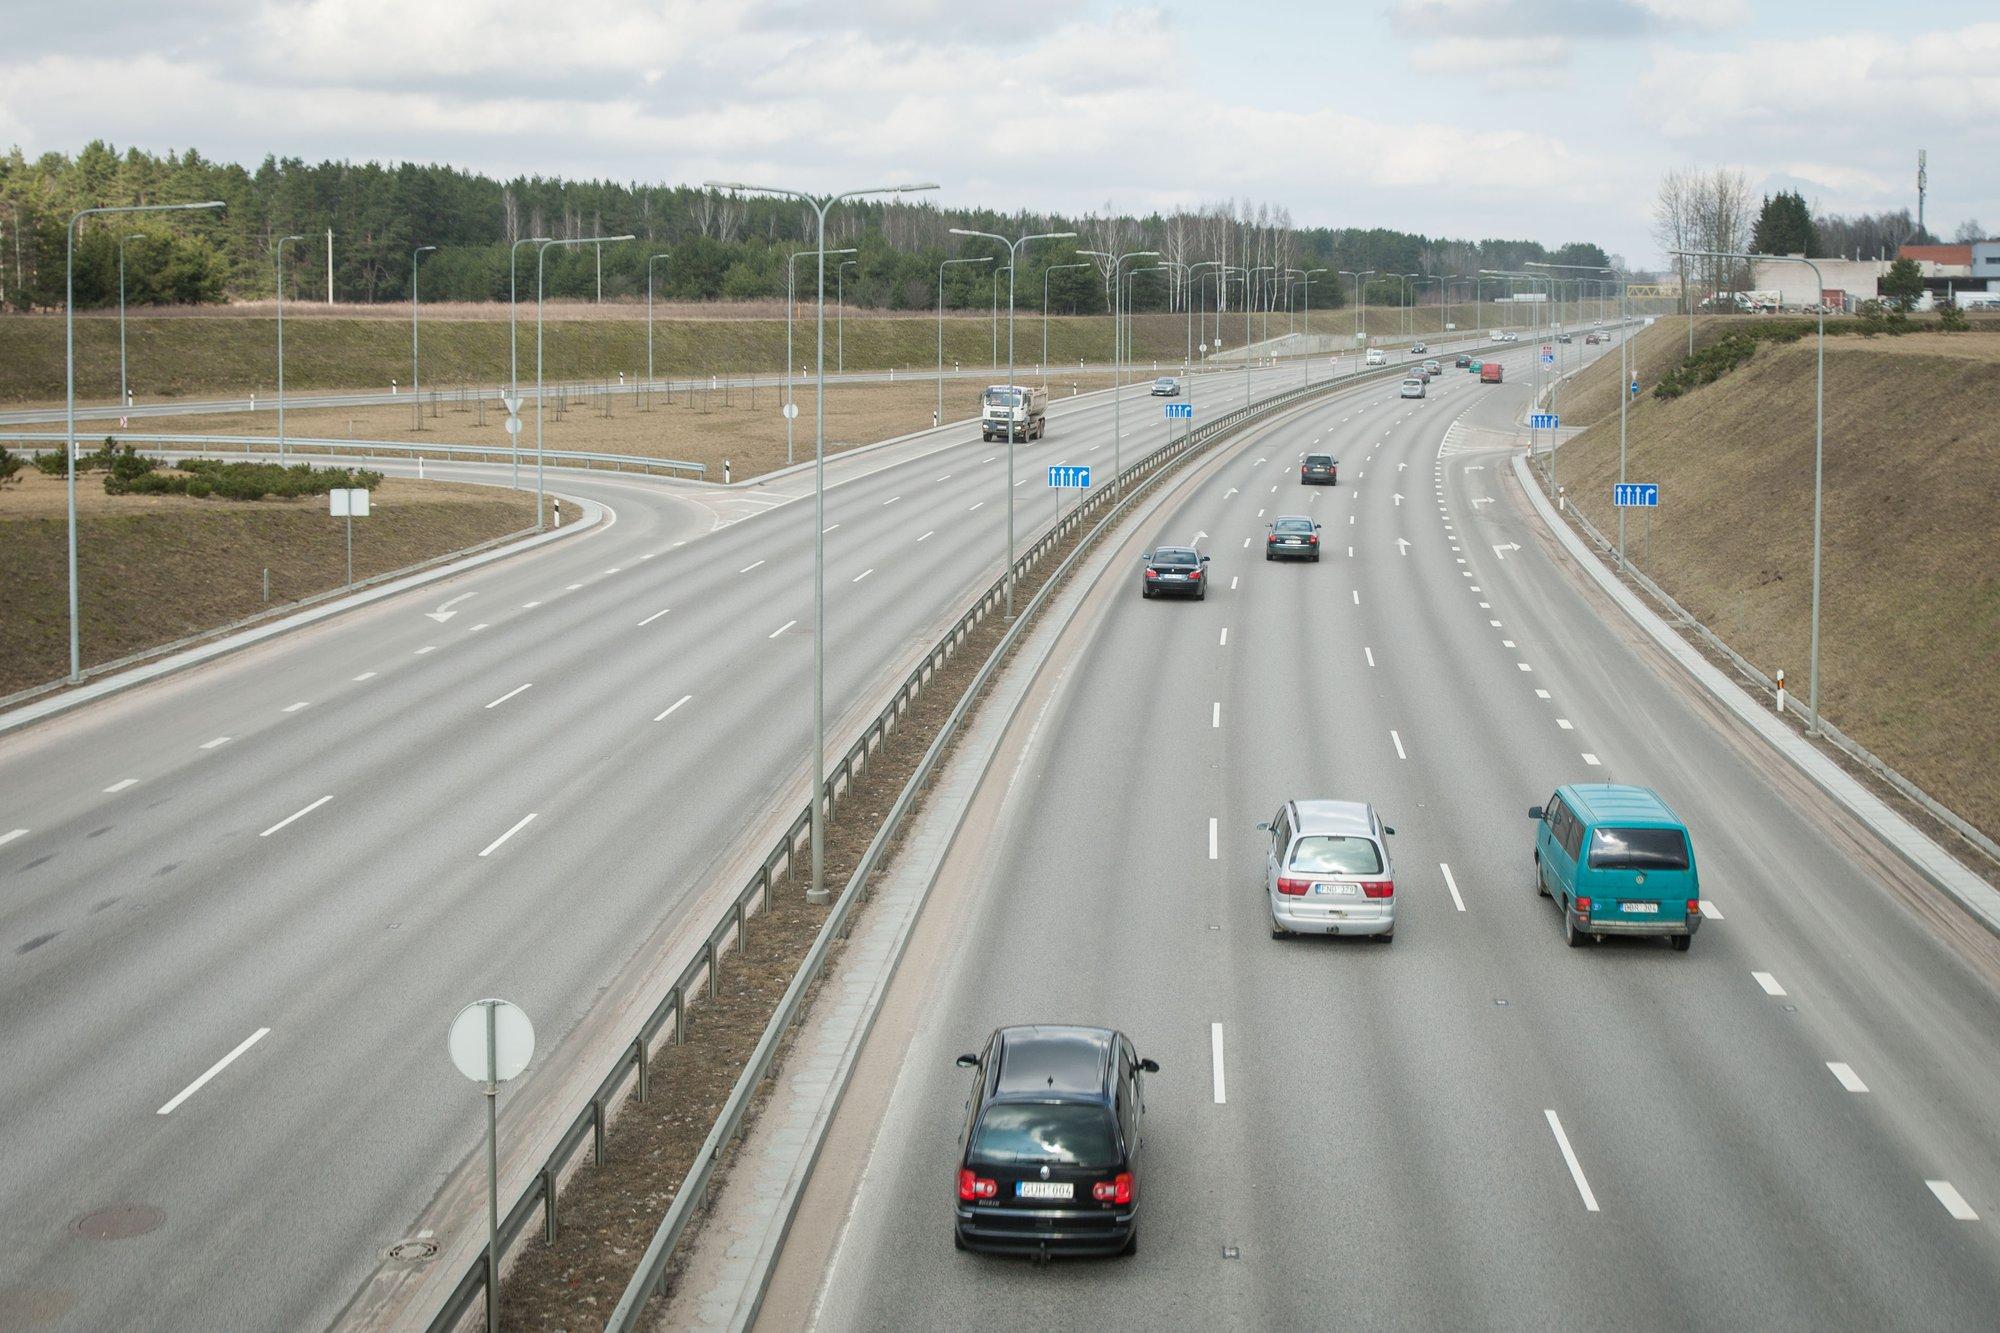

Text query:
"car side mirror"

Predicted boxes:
[[1383, 826, 1396, 836], [1254, 821, 1270, 832], [1200, 554, 1210, 562], [1315, 523, 1323, 531], [1527, 805, 1545, 822], [955, 1053, 980, 1069], [1138, 1058, 1160, 1074]]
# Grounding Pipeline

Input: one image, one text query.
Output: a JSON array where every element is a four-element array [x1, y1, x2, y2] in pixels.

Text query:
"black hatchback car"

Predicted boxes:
[[1454, 354, 1471, 367], [1300, 453, 1338, 485], [954, 1026, 1158, 1257], [1141, 546, 1209, 599]]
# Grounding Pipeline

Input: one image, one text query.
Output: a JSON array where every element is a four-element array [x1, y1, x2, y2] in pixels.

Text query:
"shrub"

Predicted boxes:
[[102, 457, 384, 501], [34, 444, 70, 476], [0, 447, 21, 488], [1937, 300, 1969, 332], [1653, 332, 1759, 400]]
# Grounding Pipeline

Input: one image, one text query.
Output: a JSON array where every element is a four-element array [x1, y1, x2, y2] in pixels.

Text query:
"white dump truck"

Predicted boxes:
[[981, 384, 1047, 441]]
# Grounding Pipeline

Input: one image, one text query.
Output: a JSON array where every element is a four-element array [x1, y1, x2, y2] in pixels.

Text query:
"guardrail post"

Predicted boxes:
[[672, 986, 686, 1046], [543, 1167, 559, 1241], [592, 1098, 606, 1165], [705, 939, 718, 1001], [637, 1036, 650, 1102]]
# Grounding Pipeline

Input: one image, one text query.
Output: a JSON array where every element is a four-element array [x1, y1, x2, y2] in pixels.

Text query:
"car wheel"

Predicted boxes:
[[1311, 553, 1321, 563], [1270, 923, 1287, 939], [1119, 1231, 1138, 1258], [1378, 931, 1394, 944], [1671, 934, 1693, 953], [1196, 585, 1206, 601], [1535, 856, 1549, 897], [1264, 552, 1274, 561], [1142, 588, 1153, 599], [954, 1228, 968, 1252], [1563, 901, 1587, 948]]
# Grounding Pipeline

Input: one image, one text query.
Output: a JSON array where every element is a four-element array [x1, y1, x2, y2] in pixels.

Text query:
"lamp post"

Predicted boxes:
[[537, 234, 635, 530], [791, 247, 856, 467], [1157, 260, 1190, 377], [950, 226, 1076, 617], [1081, 248, 1159, 495], [1224, 265, 1254, 400], [117, 232, 144, 408], [1338, 270, 1374, 377], [65, 199, 225, 683], [705, 180, 939, 904], [1042, 260, 1092, 388], [836, 259, 859, 375], [937, 254, 993, 431], [1299, 268, 1326, 383], [274, 233, 305, 462], [410, 244, 437, 430], [646, 252, 670, 388], [508, 236, 551, 490]]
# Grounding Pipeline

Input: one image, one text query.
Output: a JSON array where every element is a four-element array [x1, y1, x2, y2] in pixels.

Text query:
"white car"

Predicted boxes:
[[1364, 348, 1386, 366], [1260, 799, 1398, 941], [1399, 377, 1426, 399]]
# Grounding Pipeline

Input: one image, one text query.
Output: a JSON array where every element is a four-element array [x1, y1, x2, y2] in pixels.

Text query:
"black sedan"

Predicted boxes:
[[1454, 354, 1471, 367], [1265, 515, 1322, 561], [955, 1026, 1158, 1257], [1300, 453, 1338, 485], [1141, 546, 1209, 599]]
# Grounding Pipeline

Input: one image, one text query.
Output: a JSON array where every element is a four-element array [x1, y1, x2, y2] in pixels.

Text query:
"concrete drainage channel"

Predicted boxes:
[[400, 351, 1491, 1333]]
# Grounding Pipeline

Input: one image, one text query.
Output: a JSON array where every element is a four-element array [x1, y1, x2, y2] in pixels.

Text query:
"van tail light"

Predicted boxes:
[[1276, 876, 1311, 896], [959, 1168, 998, 1201], [1686, 899, 1702, 916], [1575, 897, 1591, 915], [1359, 880, 1394, 899], [1093, 1173, 1133, 1205]]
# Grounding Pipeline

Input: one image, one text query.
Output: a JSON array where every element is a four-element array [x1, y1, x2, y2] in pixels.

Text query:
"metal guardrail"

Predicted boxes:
[[1558, 490, 2000, 869], [0, 432, 706, 479], [418, 354, 1435, 1333]]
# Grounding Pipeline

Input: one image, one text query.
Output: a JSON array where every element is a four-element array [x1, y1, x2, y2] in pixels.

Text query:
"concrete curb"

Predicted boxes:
[[0, 492, 604, 738], [1509, 451, 2000, 935]]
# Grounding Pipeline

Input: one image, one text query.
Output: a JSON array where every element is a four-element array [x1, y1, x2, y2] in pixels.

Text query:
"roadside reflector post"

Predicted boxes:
[[1776, 669, 1786, 715]]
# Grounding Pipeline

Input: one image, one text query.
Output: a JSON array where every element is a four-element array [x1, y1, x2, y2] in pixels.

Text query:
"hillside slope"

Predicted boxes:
[[1552, 330, 2000, 842]]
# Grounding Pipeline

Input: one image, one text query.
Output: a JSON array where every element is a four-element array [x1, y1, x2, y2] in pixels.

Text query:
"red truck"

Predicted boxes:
[[1480, 362, 1504, 384]]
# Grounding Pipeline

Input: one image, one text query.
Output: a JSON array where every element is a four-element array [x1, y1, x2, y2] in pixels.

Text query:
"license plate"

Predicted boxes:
[[1016, 1181, 1072, 1200], [1621, 902, 1659, 914], [1161, 573, 1184, 581], [1314, 883, 1358, 896]]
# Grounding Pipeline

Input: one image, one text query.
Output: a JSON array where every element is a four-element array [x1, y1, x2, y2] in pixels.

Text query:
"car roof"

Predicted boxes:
[[1560, 783, 1683, 827], [1288, 799, 1376, 837], [992, 1026, 1116, 1099]]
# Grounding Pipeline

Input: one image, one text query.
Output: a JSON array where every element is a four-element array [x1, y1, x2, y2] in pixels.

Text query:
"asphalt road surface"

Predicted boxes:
[[800, 337, 2000, 1331]]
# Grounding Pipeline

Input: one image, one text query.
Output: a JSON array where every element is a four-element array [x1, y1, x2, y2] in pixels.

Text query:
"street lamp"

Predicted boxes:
[[274, 233, 305, 461], [793, 247, 857, 466], [411, 244, 438, 430], [836, 258, 858, 375], [1221, 265, 1253, 399], [64, 199, 225, 682], [706, 179, 939, 904], [949, 226, 1076, 617], [647, 252, 671, 388], [537, 235, 635, 529], [1298, 268, 1327, 383], [117, 232, 145, 408], [1042, 260, 1092, 388], [1080, 248, 1158, 494], [937, 254, 994, 430], [1338, 270, 1375, 376], [508, 236, 551, 490]]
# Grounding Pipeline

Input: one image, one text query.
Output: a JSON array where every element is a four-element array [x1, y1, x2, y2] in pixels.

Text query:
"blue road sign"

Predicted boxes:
[[1613, 483, 1659, 508], [1047, 465, 1092, 489], [1530, 412, 1559, 430], [1541, 352, 1554, 365], [1164, 402, 1194, 419]]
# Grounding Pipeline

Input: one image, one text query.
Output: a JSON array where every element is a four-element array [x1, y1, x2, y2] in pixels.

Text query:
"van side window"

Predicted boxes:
[[1559, 803, 1586, 860]]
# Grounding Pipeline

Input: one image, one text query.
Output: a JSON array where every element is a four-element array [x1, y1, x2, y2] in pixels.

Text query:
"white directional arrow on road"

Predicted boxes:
[[1393, 493, 1405, 506], [1398, 462, 1408, 472], [1395, 538, 1411, 556], [1472, 496, 1496, 506], [427, 591, 478, 623], [1224, 488, 1238, 498], [1193, 531, 1209, 543], [1464, 465, 1485, 473], [1492, 543, 1520, 560]]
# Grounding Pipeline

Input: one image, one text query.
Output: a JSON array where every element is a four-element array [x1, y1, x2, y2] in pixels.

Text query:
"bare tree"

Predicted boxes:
[[1651, 168, 1695, 316]]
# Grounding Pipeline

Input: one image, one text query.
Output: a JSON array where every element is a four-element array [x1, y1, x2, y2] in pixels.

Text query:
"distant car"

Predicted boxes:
[[1265, 515, 1322, 561], [1409, 342, 1427, 354], [1259, 799, 1398, 941], [1558, 333, 1573, 344], [1141, 545, 1209, 599], [1365, 348, 1387, 366], [1409, 366, 1432, 383], [1592, 319, 1604, 327], [1501, 332, 1520, 342], [1400, 377, 1427, 399], [1585, 332, 1601, 345], [1489, 329, 1504, 340], [1480, 362, 1504, 384], [954, 1025, 1158, 1257], [1422, 358, 1442, 375], [1454, 354, 1471, 368], [1300, 453, 1338, 485], [1149, 376, 1181, 397]]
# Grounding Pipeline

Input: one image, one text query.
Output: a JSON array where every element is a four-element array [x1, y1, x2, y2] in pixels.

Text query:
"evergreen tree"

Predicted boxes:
[[1751, 191, 1818, 257]]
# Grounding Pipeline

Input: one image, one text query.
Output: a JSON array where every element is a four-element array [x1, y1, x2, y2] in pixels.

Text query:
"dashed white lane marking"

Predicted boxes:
[[770, 619, 798, 639], [1207, 818, 1219, 860], [200, 736, 232, 750], [822, 523, 840, 534], [604, 567, 622, 575], [1219, 628, 1229, 646], [1502, 639, 1516, 648], [638, 608, 671, 627], [469, 623, 489, 633], [566, 583, 584, 591], [0, 828, 28, 847], [1489, 619, 1503, 627], [1014, 479, 1026, 487], [1212, 702, 1221, 729], [1440, 862, 1466, 912], [485, 683, 533, 710], [918, 530, 934, 542], [156, 1027, 270, 1116], [1365, 647, 1375, 667], [1545, 1109, 1600, 1212], [1698, 900, 1724, 920], [740, 560, 766, 573], [1257, 509, 1265, 519], [260, 794, 332, 838], [654, 694, 693, 722], [416, 646, 436, 655], [1581, 753, 1601, 766], [1556, 718, 1574, 730], [478, 812, 538, 858], [982, 456, 996, 463], [1352, 590, 1360, 605], [281, 701, 311, 713], [1535, 689, 1550, 699], [1517, 662, 1533, 672], [969, 501, 984, 512], [1211, 1023, 1227, 1105], [852, 568, 874, 583], [1753, 971, 1787, 996], [1242, 537, 1251, 548], [1391, 730, 1407, 760], [353, 671, 378, 681], [522, 601, 542, 609], [1230, 576, 1239, 590], [104, 779, 139, 794], [1928, 1180, 1980, 1221], [1827, 1062, 1869, 1093], [882, 495, 901, 506]]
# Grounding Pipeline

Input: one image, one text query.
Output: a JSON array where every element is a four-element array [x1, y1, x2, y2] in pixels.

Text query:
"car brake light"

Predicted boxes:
[[958, 1168, 997, 1201], [1359, 879, 1393, 899], [1575, 897, 1591, 915], [1276, 876, 1311, 896], [1145, 568, 1158, 579], [1307, 534, 1318, 545], [1686, 898, 1701, 916], [1266, 534, 1277, 544], [1093, 1172, 1133, 1204]]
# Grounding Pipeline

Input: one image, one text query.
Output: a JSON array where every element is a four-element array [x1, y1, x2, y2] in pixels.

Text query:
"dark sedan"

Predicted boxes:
[[1454, 354, 1471, 367], [955, 1026, 1158, 1258], [1142, 546, 1209, 599], [1300, 453, 1338, 485], [1265, 515, 1322, 561]]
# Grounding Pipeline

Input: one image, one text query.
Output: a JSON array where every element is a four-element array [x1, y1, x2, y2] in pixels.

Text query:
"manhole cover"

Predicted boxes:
[[72, 1206, 164, 1240], [388, 1239, 439, 1262]]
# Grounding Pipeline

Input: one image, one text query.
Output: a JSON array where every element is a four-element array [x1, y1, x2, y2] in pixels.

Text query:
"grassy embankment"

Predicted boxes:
[[1551, 316, 2000, 842]]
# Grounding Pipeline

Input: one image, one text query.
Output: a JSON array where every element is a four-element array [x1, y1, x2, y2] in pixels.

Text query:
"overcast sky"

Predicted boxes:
[[2, 1, 1993, 265]]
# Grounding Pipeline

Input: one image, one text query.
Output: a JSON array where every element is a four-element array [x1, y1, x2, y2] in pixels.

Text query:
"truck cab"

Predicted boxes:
[[981, 385, 1047, 442]]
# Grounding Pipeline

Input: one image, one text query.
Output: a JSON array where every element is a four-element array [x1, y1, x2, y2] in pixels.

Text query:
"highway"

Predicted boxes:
[[0, 354, 1415, 1328], [794, 335, 2000, 1329]]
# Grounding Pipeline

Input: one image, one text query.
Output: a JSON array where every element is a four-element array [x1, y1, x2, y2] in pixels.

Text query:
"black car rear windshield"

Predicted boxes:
[[1305, 455, 1333, 466], [1152, 549, 1197, 567], [1587, 826, 1690, 870], [970, 1102, 1120, 1169], [1289, 835, 1382, 875], [1274, 518, 1314, 533]]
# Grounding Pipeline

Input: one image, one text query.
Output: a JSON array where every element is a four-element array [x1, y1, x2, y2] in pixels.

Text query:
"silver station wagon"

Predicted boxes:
[[1258, 799, 1398, 942]]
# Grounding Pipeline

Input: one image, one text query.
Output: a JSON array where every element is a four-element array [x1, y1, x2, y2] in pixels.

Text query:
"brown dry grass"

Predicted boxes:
[[1555, 336, 2000, 839], [0, 470, 535, 694]]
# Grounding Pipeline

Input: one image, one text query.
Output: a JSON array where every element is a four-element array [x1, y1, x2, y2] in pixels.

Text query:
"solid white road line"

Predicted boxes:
[[852, 568, 874, 583], [1211, 1023, 1227, 1105], [740, 560, 766, 573], [1753, 971, 1787, 996], [1208, 818, 1219, 859], [1928, 1180, 1980, 1221], [770, 619, 798, 639], [1391, 730, 1406, 760], [1827, 1062, 1869, 1093], [479, 813, 538, 858], [654, 694, 693, 722], [103, 779, 138, 794], [485, 683, 533, 710], [282, 701, 311, 713], [1545, 1109, 1601, 1212], [353, 671, 378, 681], [200, 736, 232, 750], [1440, 862, 1466, 912], [157, 1027, 270, 1115], [259, 794, 332, 838], [638, 607, 671, 627], [1698, 900, 1724, 920], [0, 828, 27, 847]]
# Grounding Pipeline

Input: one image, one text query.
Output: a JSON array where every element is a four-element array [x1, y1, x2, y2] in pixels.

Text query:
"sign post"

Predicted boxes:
[[1613, 482, 1660, 563], [1048, 464, 1091, 526], [502, 395, 523, 488], [330, 486, 370, 586], [450, 998, 535, 1333], [1530, 412, 1560, 495]]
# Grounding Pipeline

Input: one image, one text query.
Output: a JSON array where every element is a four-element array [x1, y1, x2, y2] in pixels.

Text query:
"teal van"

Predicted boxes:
[[1528, 784, 1701, 951]]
